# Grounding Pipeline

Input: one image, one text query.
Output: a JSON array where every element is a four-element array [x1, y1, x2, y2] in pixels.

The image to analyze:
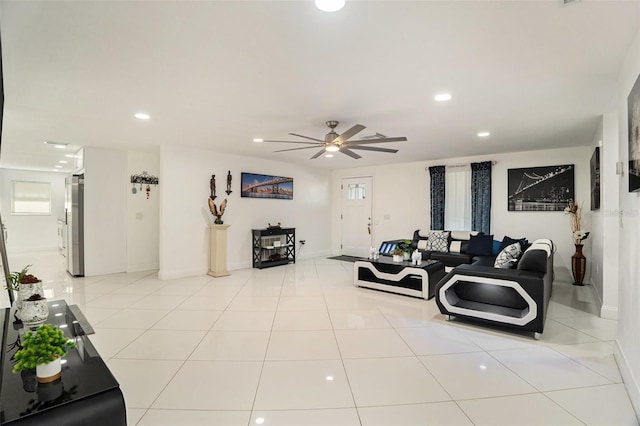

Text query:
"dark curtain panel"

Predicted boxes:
[[471, 161, 492, 234], [429, 166, 446, 230]]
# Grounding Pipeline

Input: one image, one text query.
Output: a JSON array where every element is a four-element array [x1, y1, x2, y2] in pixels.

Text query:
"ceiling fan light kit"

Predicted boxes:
[[315, 0, 345, 12], [263, 120, 407, 160]]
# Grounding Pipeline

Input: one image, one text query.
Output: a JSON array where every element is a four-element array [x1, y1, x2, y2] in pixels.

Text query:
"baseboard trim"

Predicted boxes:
[[614, 340, 640, 423], [600, 305, 618, 320], [127, 262, 159, 273]]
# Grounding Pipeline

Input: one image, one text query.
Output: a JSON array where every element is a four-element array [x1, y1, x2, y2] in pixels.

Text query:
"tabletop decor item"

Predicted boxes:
[[5, 265, 46, 321], [564, 200, 590, 285], [12, 323, 76, 383]]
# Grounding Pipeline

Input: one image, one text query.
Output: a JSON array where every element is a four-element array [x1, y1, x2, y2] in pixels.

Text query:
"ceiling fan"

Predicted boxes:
[[262, 121, 407, 159]]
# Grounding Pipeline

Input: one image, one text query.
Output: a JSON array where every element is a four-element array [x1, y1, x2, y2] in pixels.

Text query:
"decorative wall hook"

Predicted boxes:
[[130, 171, 159, 198]]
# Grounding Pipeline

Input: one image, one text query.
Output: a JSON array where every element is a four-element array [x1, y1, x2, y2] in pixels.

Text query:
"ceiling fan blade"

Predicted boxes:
[[310, 149, 326, 159], [289, 133, 325, 143], [333, 124, 366, 144], [263, 140, 321, 145], [348, 146, 399, 153], [274, 146, 323, 153], [347, 137, 407, 145], [340, 148, 362, 159]]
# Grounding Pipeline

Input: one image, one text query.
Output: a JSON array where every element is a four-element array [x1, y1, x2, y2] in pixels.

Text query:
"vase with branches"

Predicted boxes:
[[564, 200, 589, 285]]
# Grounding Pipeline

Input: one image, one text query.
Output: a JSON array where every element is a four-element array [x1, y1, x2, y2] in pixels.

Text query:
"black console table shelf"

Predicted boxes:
[[252, 227, 295, 269], [0, 301, 126, 426]]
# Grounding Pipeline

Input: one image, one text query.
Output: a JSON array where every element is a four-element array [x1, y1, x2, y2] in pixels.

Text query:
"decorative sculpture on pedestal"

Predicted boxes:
[[208, 198, 227, 225]]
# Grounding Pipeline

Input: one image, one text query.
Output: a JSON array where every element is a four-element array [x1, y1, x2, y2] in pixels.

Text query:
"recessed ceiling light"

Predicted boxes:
[[434, 93, 452, 102], [135, 112, 150, 120], [477, 131, 491, 137], [65, 154, 75, 158], [325, 154, 334, 158], [315, 0, 345, 12], [59, 160, 68, 164], [55, 165, 62, 168], [253, 138, 264, 143], [325, 145, 340, 152]]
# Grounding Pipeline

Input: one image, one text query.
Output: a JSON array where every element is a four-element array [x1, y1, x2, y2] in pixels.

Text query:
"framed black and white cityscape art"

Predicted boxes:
[[628, 73, 640, 192], [507, 164, 574, 211], [240, 172, 293, 200], [591, 147, 601, 210]]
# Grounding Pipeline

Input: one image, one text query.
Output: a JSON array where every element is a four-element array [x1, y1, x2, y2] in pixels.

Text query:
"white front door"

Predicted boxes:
[[341, 176, 373, 257]]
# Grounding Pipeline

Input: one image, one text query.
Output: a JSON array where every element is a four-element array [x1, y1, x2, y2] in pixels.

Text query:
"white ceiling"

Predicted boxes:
[[0, 0, 638, 173]]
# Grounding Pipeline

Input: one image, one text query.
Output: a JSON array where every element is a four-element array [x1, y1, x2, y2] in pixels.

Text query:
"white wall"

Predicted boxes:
[[331, 146, 591, 278], [126, 151, 160, 272], [159, 145, 332, 279], [0, 169, 66, 253], [589, 113, 621, 320], [615, 21, 640, 419], [83, 147, 127, 276]]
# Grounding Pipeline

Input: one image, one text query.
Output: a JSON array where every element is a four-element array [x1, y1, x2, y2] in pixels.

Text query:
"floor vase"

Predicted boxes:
[[571, 244, 586, 286]]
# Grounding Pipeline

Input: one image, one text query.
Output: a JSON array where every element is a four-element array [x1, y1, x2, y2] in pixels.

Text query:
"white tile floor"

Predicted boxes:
[[2, 252, 638, 426]]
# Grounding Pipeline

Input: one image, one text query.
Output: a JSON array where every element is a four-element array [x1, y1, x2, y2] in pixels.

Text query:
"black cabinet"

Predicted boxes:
[[252, 227, 295, 269]]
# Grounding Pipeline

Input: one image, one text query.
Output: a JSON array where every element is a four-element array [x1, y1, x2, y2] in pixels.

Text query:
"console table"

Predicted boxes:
[[252, 227, 295, 269], [0, 301, 126, 425], [354, 258, 445, 300]]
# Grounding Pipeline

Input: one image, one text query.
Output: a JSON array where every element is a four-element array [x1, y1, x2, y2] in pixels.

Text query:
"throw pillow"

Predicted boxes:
[[494, 242, 522, 269], [499, 236, 529, 253], [417, 240, 429, 250], [425, 231, 450, 252], [466, 234, 494, 256], [492, 240, 502, 256]]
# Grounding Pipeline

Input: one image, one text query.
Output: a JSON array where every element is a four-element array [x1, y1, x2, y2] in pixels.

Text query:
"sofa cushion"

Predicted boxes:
[[494, 242, 522, 269], [449, 240, 470, 253], [431, 252, 473, 267], [466, 234, 494, 256], [499, 236, 529, 253], [425, 231, 450, 252], [517, 247, 548, 273], [449, 231, 479, 241]]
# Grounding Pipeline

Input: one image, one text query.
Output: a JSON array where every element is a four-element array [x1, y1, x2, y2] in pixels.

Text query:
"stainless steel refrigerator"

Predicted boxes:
[[65, 174, 85, 276]]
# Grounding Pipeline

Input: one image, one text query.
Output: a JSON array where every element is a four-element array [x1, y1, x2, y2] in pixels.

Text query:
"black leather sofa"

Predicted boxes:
[[434, 239, 554, 339]]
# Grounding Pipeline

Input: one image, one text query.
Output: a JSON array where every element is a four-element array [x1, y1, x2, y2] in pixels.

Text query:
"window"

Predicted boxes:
[[11, 181, 51, 214], [347, 183, 366, 200], [444, 166, 471, 230]]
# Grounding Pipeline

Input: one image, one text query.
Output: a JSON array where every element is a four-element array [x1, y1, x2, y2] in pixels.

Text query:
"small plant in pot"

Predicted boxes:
[[5, 265, 46, 321], [391, 240, 414, 261], [391, 246, 405, 262], [13, 323, 76, 383]]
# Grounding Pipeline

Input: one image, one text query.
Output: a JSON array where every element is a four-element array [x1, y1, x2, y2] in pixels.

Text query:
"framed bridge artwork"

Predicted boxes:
[[628, 72, 640, 192], [507, 164, 574, 211], [241, 172, 294, 200]]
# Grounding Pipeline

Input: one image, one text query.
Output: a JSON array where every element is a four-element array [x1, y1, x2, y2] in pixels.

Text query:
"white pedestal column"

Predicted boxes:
[[208, 224, 230, 278]]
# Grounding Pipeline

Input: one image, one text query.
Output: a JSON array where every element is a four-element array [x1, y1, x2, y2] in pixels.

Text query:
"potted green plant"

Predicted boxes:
[[12, 323, 76, 383], [5, 265, 46, 322], [399, 240, 414, 260], [391, 246, 404, 262]]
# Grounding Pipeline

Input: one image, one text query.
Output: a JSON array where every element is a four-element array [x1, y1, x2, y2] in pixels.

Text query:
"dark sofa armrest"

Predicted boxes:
[[440, 263, 544, 285]]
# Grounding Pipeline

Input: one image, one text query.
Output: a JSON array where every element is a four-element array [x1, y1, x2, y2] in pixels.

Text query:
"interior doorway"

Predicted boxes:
[[341, 176, 373, 257]]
